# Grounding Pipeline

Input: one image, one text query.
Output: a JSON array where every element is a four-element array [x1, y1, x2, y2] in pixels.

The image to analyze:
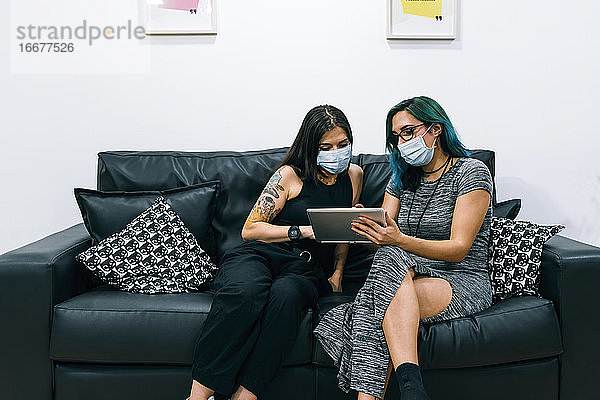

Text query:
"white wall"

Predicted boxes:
[[1, 0, 599, 254]]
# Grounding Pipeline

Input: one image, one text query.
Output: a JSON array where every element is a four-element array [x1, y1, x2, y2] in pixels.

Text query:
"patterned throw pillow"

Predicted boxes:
[[76, 195, 218, 294], [488, 217, 565, 303]]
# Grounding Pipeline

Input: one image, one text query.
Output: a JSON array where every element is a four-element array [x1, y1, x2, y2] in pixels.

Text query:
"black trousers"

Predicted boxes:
[[191, 240, 329, 397]]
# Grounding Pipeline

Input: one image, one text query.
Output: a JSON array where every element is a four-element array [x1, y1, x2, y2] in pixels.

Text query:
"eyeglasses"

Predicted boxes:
[[391, 123, 428, 141]]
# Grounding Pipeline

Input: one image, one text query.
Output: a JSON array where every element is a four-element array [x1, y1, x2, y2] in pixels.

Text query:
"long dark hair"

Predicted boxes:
[[281, 105, 353, 185], [385, 96, 471, 192]]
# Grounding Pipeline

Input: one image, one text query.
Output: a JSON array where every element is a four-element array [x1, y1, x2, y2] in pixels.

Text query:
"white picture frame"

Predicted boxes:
[[142, 0, 217, 35], [387, 0, 457, 40]]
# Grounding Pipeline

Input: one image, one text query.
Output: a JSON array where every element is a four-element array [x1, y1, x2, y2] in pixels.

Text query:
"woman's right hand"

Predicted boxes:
[[354, 203, 364, 208], [300, 225, 315, 240]]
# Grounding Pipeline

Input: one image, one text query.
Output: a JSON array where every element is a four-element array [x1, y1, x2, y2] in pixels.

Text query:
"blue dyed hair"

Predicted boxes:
[[385, 96, 471, 192]]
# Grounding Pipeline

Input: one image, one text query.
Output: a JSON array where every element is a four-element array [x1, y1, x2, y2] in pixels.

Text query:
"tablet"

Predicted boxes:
[[306, 208, 386, 243]]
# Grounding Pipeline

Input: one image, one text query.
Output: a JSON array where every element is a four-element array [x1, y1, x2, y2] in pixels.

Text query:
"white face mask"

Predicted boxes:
[[317, 145, 352, 175], [397, 125, 436, 166]]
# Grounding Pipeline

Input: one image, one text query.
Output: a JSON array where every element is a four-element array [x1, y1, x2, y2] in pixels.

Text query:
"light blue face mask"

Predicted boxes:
[[397, 124, 436, 166], [317, 145, 352, 175]]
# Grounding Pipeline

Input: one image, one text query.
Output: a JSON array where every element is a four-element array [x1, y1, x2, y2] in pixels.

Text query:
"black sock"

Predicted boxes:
[[395, 362, 425, 392]]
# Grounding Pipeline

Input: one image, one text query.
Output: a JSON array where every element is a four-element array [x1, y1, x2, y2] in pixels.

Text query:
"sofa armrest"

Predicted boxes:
[[539, 234, 600, 400], [0, 223, 92, 400]]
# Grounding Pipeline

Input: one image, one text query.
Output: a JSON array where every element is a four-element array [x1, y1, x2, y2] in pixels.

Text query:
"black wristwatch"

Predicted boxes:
[[288, 225, 301, 242]]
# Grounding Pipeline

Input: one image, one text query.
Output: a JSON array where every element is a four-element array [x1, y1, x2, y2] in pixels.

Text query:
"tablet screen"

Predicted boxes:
[[306, 208, 385, 243]]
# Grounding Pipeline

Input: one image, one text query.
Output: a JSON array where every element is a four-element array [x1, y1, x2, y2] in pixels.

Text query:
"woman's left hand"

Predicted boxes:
[[328, 270, 343, 292], [351, 211, 407, 246]]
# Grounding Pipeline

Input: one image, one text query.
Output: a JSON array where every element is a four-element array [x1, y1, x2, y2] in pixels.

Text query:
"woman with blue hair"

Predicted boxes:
[[314, 96, 494, 400]]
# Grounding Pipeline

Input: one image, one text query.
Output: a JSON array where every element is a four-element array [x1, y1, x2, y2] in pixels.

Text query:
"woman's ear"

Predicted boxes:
[[432, 123, 443, 135]]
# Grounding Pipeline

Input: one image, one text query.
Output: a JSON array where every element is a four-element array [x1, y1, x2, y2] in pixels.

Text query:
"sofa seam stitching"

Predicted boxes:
[[99, 148, 289, 160], [54, 307, 211, 315]]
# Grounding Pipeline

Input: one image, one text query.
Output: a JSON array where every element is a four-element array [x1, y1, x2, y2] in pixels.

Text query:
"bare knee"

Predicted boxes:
[[413, 277, 453, 319], [396, 267, 416, 289], [383, 267, 420, 322]]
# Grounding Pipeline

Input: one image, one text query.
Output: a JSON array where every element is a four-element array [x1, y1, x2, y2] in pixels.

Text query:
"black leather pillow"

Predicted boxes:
[[74, 181, 220, 252], [493, 199, 522, 220]]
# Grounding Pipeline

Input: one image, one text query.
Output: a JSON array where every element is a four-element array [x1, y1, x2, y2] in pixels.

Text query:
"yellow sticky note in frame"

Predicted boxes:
[[400, 0, 442, 19]]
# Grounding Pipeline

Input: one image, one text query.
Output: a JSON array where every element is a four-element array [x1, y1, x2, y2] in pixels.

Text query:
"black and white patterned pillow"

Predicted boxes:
[[488, 217, 564, 303], [76, 195, 218, 294]]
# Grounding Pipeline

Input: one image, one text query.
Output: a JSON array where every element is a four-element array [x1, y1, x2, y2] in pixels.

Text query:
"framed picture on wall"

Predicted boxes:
[[142, 0, 217, 35], [387, 0, 457, 39]]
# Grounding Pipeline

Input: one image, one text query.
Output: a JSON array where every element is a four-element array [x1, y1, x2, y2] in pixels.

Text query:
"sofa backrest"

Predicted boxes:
[[97, 148, 496, 260]]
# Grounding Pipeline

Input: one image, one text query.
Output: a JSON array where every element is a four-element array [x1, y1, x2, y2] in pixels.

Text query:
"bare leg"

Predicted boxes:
[[382, 268, 420, 368], [357, 268, 417, 400], [357, 392, 376, 400], [189, 380, 215, 400], [231, 385, 257, 400]]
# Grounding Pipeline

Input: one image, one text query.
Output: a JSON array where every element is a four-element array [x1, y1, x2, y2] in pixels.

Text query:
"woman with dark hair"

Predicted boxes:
[[314, 96, 494, 400], [188, 105, 364, 400]]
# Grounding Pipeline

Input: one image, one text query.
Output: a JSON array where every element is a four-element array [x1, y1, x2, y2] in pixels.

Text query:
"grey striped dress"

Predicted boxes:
[[313, 157, 494, 398]]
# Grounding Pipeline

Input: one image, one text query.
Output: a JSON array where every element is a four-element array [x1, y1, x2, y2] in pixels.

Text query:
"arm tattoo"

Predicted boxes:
[[258, 196, 276, 219], [246, 169, 286, 224], [248, 195, 281, 223], [262, 170, 285, 199]]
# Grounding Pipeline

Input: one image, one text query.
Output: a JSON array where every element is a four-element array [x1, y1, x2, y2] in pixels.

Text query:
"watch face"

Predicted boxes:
[[289, 226, 300, 240]]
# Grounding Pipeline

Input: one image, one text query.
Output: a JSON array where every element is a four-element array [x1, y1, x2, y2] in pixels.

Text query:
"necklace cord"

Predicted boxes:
[[407, 155, 452, 237], [423, 154, 452, 174]]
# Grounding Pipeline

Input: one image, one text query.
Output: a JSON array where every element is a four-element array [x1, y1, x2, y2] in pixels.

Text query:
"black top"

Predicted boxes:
[[272, 170, 353, 275]]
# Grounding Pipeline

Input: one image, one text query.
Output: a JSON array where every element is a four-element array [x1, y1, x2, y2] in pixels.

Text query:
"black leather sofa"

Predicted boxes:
[[1, 148, 599, 400]]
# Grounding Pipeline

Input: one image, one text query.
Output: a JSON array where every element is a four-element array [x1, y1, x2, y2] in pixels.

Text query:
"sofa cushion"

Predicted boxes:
[[50, 284, 314, 367], [75, 182, 220, 250], [493, 198, 521, 219], [313, 295, 563, 369], [489, 217, 565, 303], [75, 196, 218, 294], [357, 154, 393, 208]]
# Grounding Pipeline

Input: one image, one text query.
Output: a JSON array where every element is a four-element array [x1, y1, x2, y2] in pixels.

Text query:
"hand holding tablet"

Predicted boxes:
[[306, 207, 387, 243]]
